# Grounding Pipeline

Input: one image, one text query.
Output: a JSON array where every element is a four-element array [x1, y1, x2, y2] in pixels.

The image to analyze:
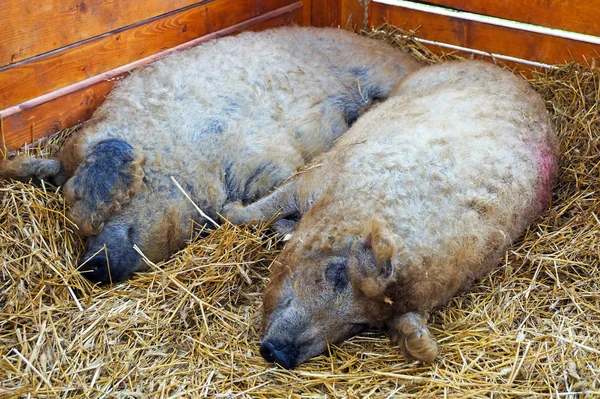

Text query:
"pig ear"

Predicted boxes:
[[349, 222, 396, 298]]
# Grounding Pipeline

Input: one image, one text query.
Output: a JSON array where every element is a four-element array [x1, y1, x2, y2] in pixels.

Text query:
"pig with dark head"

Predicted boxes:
[[223, 61, 559, 368], [0, 27, 420, 283]]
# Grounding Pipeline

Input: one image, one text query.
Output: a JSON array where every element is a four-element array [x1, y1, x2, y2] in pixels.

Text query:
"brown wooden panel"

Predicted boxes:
[[340, 0, 368, 30], [299, 0, 313, 25], [245, 4, 304, 30], [0, 0, 297, 110], [312, 0, 340, 27], [416, 0, 600, 37], [0, 3, 302, 152], [0, 0, 205, 66], [370, 2, 600, 65]]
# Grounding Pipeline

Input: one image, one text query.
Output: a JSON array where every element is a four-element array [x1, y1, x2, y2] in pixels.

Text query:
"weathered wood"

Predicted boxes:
[[414, 0, 600, 37], [370, 2, 600, 66], [0, 0, 298, 110], [0, 0, 204, 66], [0, 3, 303, 152]]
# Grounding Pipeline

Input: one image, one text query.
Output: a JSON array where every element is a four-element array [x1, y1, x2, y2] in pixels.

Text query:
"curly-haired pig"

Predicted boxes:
[[223, 61, 559, 369], [0, 27, 421, 283]]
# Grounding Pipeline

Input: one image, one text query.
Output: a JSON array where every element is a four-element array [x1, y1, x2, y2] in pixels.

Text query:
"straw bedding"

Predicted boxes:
[[1, 26, 599, 398]]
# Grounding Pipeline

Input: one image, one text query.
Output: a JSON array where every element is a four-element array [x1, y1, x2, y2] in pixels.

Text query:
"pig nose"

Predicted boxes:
[[260, 341, 295, 369], [78, 252, 111, 284]]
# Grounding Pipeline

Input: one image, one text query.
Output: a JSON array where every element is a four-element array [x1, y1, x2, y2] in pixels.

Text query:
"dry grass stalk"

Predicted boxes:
[[1, 26, 599, 398]]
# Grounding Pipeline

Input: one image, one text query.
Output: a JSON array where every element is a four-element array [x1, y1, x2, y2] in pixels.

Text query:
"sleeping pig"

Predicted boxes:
[[223, 61, 559, 369], [0, 26, 420, 283]]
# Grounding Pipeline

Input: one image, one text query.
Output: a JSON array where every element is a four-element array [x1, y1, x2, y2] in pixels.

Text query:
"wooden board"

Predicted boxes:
[[0, 0, 206, 66], [0, 0, 298, 110], [340, 0, 368, 30], [1, 3, 303, 152], [370, 2, 600, 66], [311, 0, 341, 27], [416, 0, 600, 37], [311, 0, 372, 30]]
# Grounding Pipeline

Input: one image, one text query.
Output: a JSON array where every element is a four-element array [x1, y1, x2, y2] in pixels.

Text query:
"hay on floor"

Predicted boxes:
[[1, 26, 599, 398]]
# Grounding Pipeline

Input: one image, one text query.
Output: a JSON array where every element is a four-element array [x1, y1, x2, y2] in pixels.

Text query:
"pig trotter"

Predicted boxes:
[[0, 157, 68, 187], [388, 312, 438, 363], [271, 218, 297, 235], [222, 180, 299, 226]]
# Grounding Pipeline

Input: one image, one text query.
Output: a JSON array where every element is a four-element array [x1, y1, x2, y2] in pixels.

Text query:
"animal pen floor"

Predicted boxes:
[[1, 27, 599, 398]]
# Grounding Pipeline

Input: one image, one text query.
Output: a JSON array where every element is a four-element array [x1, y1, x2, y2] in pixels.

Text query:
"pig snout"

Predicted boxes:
[[77, 223, 144, 284], [260, 340, 298, 370], [78, 251, 111, 283], [260, 305, 328, 369]]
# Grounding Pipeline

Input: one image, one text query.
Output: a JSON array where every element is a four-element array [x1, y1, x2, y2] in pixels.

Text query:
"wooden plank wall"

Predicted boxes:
[[0, 0, 309, 151], [3, 0, 598, 150], [314, 0, 600, 67]]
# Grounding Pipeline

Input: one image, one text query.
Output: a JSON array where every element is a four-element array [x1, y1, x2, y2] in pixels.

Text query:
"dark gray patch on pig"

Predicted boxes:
[[327, 87, 383, 127], [73, 138, 135, 210], [350, 66, 370, 79], [203, 118, 226, 135], [242, 161, 274, 202], [325, 258, 349, 292], [223, 160, 242, 202], [224, 97, 242, 116], [350, 67, 387, 98]]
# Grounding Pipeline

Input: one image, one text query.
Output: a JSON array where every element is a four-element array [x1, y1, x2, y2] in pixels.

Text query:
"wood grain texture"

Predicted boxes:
[[0, 0, 205, 66], [340, 0, 368, 30], [311, 0, 340, 27], [415, 0, 600, 37], [0, 0, 297, 110], [299, 0, 312, 25], [370, 2, 600, 65], [1, 3, 302, 152]]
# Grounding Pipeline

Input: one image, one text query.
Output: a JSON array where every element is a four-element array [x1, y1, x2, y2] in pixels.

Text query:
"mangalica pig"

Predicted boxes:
[[223, 61, 559, 369], [0, 27, 420, 283]]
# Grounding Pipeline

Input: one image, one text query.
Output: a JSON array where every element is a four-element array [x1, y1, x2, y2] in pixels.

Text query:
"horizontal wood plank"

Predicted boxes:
[[370, 2, 600, 66], [1, 3, 302, 152], [0, 0, 205, 66], [414, 0, 600, 37], [0, 0, 297, 110]]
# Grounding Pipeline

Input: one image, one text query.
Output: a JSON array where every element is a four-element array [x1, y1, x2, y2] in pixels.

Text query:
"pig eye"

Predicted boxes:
[[325, 259, 349, 291]]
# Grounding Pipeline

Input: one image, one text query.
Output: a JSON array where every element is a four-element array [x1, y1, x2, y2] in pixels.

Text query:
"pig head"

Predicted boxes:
[[260, 220, 435, 369]]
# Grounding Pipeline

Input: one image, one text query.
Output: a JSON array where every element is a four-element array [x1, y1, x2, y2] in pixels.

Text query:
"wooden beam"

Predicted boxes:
[[370, 2, 600, 66], [1, 0, 206, 66], [415, 0, 600, 37], [0, 3, 303, 151], [0, 0, 298, 109]]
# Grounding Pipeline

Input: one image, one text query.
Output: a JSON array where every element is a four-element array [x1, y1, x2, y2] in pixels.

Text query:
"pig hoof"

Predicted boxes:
[[401, 330, 439, 363], [388, 311, 439, 363], [271, 218, 297, 236]]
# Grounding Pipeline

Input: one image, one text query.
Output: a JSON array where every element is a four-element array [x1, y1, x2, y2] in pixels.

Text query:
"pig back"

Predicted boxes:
[[74, 27, 421, 201], [300, 61, 558, 311]]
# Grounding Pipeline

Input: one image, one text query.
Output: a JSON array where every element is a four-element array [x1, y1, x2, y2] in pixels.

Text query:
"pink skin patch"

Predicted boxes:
[[533, 141, 558, 206]]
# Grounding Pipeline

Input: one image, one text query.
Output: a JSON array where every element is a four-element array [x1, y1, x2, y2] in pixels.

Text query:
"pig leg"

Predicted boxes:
[[62, 139, 145, 236], [0, 157, 68, 187], [222, 180, 299, 226], [388, 312, 438, 363], [271, 218, 298, 235]]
